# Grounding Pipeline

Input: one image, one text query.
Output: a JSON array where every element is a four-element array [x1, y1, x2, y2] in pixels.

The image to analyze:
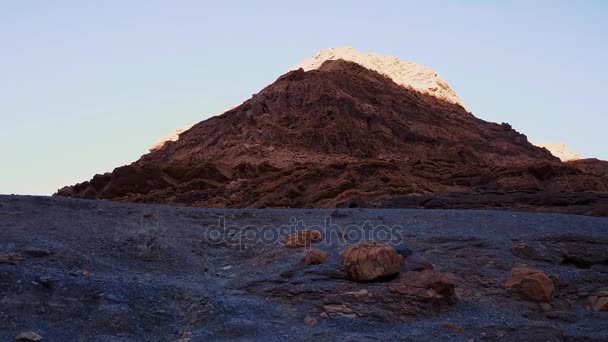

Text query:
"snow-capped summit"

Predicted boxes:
[[291, 47, 465, 107]]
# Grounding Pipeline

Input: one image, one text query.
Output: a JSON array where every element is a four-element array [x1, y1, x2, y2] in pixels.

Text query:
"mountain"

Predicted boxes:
[[55, 49, 608, 215], [148, 47, 464, 153]]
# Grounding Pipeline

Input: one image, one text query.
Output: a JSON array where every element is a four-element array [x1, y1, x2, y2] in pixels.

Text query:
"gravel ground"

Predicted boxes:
[[1, 195, 608, 341]]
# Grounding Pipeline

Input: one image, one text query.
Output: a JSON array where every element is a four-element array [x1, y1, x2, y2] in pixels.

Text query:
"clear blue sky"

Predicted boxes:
[[1, 0, 606, 195]]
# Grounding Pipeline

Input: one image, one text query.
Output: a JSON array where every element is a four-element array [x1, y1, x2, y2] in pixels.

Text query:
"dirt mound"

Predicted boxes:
[[55, 60, 608, 214]]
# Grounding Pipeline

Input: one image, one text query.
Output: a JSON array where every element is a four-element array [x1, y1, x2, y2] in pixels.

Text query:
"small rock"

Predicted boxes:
[[441, 322, 464, 334], [505, 268, 554, 302], [588, 293, 608, 311], [0, 254, 22, 265], [323, 304, 358, 318], [14, 331, 43, 341], [300, 249, 328, 266], [304, 316, 318, 326], [35, 276, 54, 288], [403, 254, 434, 272], [341, 241, 404, 282], [514, 243, 527, 250], [388, 270, 457, 304], [284, 230, 322, 248], [25, 247, 51, 257], [343, 289, 370, 298]]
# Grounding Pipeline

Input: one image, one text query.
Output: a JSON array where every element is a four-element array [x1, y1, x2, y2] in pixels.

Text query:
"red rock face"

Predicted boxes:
[[55, 60, 608, 212]]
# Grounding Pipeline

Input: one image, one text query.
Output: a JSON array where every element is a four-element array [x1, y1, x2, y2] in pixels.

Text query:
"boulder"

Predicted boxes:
[[505, 268, 554, 302], [388, 270, 457, 303], [284, 230, 322, 248], [341, 242, 404, 282]]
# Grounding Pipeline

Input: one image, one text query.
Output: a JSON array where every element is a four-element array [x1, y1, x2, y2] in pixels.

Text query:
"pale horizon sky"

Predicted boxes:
[[1, 0, 607, 195]]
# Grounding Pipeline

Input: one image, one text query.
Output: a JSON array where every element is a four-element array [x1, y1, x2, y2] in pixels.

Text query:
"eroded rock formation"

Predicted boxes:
[[56, 54, 608, 215]]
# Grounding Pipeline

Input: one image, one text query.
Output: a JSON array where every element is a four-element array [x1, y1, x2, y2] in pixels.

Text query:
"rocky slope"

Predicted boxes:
[[149, 47, 464, 153], [56, 57, 608, 215], [1, 195, 608, 341]]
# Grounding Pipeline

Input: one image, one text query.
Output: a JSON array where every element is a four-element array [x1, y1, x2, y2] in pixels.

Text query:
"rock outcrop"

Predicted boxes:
[[388, 270, 457, 304]]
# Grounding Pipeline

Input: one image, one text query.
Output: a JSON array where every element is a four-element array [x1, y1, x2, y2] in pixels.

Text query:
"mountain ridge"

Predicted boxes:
[[56, 59, 608, 214]]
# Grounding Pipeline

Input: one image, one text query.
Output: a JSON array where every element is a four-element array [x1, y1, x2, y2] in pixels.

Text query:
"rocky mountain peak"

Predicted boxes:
[[149, 47, 467, 152], [291, 47, 465, 108]]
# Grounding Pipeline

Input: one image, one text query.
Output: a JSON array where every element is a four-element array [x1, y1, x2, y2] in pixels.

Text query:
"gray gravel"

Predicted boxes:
[[1, 195, 608, 341]]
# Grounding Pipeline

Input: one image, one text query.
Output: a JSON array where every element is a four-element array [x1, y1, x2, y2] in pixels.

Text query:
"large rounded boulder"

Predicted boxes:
[[341, 242, 404, 282], [505, 267, 554, 302]]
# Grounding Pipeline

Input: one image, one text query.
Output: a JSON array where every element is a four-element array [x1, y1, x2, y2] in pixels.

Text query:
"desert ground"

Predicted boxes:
[[1, 195, 608, 341]]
